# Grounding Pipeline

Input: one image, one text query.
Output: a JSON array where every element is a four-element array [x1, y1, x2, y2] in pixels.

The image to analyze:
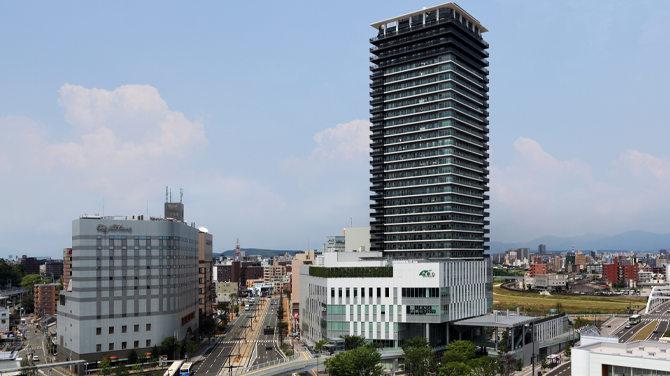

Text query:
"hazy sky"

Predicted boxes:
[[1, 1, 670, 258]]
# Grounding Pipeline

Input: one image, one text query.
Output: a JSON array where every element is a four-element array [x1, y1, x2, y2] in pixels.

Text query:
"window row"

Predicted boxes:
[[96, 324, 151, 335], [96, 340, 151, 352]]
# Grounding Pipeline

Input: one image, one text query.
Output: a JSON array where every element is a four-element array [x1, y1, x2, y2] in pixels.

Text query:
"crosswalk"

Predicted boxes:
[[219, 340, 276, 344]]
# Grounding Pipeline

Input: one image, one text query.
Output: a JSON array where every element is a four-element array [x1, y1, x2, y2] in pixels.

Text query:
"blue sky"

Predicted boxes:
[[1, 1, 670, 258]]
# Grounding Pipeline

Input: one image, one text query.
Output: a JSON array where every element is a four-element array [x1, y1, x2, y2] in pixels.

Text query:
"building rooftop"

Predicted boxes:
[[370, 2, 488, 32], [455, 312, 538, 328], [578, 340, 670, 360]]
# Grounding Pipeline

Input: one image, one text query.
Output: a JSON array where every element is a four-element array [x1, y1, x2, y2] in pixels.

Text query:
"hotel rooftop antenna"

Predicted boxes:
[[166, 186, 168, 203], [180, 188, 183, 203]]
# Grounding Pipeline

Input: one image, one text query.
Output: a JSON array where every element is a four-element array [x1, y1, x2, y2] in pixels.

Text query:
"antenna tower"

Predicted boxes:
[[180, 188, 183, 203], [235, 239, 241, 261]]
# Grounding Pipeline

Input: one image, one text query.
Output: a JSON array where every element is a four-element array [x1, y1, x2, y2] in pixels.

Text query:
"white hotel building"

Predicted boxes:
[[299, 252, 492, 349]]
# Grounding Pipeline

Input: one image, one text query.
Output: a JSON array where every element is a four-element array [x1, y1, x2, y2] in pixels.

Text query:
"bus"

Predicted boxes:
[[180, 362, 193, 376], [629, 314, 642, 325], [164, 360, 184, 376]]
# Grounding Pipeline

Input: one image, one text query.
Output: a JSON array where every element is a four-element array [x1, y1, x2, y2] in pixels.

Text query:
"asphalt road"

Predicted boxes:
[[192, 297, 283, 376], [612, 300, 670, 342], [250, 297, 282, 366], [545, 361, 571, 376], [192, 310, 252, 376]]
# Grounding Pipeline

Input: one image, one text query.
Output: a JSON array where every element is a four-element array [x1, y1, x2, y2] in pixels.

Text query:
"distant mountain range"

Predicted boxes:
[[214, 248, 301, 258], [489, 230, 670, 253]]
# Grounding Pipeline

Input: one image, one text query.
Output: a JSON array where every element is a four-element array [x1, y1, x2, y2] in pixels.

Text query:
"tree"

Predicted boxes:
[[220, 315, 229, 327], [21, 295, 34, 314], [324, 345, 383, 376], [402, 337, 436, 376], [186, 341, 197, 360], [340, 335, 367, 351], [468, 357, 498, 376], [114, 364, 129, 376], [441, 340, 476, 364], [21, 275, 44, 290], [131, 363, 142, 374], [161, 336, 181, 359], [20, 357, 37, 376], [277, 322, 289, 345], [56, 277, 64, 291], [150, 345, 161, 360], [127, 349, 138, 365], [229, 293, 238, 309], [99, 355, 112, 376], [515, 359, 523, 371], [314, 339, 329, 353], [138, 353, 148, 368], [496, 342, 515, 376], [200, 318, 218, 344], [439, 362, 470, 376], [216, 301, 228, 314], [233, 305, 239, 315], [564, 339, 572, 358], [541, 360, 548, 370], [276, 297, 285, 322]]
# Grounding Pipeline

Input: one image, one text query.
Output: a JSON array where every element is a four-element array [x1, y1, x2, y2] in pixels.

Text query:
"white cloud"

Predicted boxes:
[[0, 84, 289, 256], [490, 137, 670, 242], [280, 119, 371, 172], [617, 149, 670, 179]]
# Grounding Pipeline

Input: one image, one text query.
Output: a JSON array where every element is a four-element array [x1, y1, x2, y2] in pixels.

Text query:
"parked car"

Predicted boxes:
[[32, 355, 39, 361]]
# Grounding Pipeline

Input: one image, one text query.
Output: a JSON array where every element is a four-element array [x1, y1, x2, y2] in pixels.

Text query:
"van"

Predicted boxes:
[[244, 305, 250, 311]]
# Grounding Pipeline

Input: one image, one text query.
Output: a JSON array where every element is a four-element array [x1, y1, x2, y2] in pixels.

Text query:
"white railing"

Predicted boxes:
[[218, 353, 305, 376]]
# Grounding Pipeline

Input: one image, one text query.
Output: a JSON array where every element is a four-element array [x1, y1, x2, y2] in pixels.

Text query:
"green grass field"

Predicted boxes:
[[493, 285, 643, 314], [629, 320, 658, 342]]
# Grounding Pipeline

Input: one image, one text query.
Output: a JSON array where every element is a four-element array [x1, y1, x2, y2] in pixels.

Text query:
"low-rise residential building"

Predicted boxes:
[[215, 282, 238, 303], [534, 274, 566, 291]]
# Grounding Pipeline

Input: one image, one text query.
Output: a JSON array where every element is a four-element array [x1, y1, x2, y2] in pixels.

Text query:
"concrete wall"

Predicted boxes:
[[344, 226, 371, 253]]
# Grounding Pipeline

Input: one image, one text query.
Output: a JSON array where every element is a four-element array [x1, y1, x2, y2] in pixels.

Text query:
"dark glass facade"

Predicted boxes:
[[369, 5, 490, 258]]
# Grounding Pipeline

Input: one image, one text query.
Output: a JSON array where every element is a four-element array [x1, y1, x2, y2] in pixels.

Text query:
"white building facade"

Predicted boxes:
[[299, 252, 492, 348], [57, 216, 201, 362], [573, 340, 670, 376]]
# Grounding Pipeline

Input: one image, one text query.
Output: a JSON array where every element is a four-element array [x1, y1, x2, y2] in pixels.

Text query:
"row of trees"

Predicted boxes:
[[322, 335, 570, 376]]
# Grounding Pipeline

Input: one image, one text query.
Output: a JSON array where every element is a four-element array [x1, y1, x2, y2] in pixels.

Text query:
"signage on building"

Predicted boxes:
[[96, 224, 132, 233], [408, 305, 438, 315], [206, 240, 212, 246], [419, 270, 435, 277], [293, 313, 299, 319], [326, 236, 345, 247]]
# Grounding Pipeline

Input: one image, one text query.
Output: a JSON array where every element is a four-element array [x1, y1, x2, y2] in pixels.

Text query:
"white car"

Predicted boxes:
[[32, 355, 39, 361]]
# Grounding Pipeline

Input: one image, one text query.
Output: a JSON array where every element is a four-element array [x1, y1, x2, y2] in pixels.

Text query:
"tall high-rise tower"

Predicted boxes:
[[369, 3, 490, 258]]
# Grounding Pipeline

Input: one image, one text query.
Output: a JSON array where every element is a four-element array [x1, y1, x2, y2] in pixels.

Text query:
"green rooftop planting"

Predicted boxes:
[[309, 266, 393, 278]]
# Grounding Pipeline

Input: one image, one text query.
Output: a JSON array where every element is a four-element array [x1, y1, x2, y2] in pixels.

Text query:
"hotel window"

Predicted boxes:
[[96, 344, 101, 352], [109, 327, 114, 334], [385, 288, 389, 297], [346, 288, 350, 298], [122, 342, 127, 349], [134, 341, 139, 348], [134, 325, 139, 332], [96, 328, 101, 335], [109, 343, 114, 351], [122, 326, 127, 333], [146, 340, 151, 347], [146, 324, 151, 331]]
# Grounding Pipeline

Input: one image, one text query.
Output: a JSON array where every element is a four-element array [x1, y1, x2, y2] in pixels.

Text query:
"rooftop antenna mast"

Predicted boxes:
[[180, 188, 183, 203], [166, 186, 168, 203]]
